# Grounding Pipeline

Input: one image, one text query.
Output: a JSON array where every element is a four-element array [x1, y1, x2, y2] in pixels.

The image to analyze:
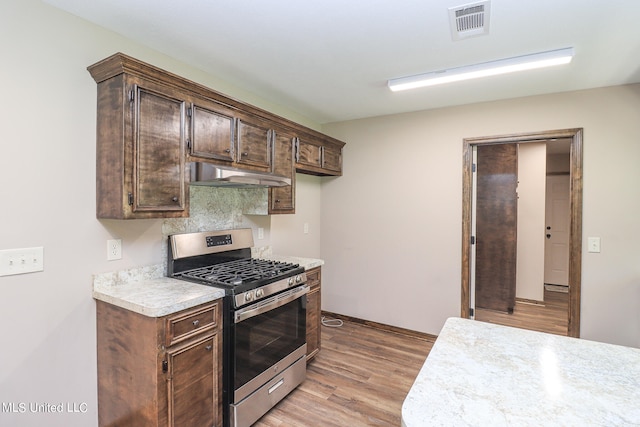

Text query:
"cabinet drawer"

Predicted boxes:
[[166, 303, 218, 347]]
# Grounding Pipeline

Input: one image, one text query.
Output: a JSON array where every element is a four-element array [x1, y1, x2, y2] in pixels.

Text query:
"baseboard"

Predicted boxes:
[[321, 311, 437, 342], [516, 297, 545, 306], [545, 283, 569, 293]]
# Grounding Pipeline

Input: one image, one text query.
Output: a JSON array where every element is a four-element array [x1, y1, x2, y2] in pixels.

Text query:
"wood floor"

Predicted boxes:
[[254, 319, 435, 427], [254, 291, 567, 426], [475, 288, 569, 335]]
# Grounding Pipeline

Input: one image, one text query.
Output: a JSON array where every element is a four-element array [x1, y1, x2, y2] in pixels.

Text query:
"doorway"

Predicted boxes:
[[461, 128, 583, 338]]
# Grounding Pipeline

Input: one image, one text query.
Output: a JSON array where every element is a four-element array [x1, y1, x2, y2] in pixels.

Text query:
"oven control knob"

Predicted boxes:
[[256, 289, 264, 298], [288, 277, 294, 286], [295, 275, 302, 283], [244, 291, 254, 302]]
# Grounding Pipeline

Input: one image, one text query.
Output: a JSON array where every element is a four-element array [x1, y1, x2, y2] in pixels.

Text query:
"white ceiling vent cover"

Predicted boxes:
[[449, 1, 491, 41]]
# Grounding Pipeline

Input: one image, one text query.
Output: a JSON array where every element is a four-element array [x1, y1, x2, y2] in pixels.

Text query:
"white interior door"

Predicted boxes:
[[544, 174, 570, 286]]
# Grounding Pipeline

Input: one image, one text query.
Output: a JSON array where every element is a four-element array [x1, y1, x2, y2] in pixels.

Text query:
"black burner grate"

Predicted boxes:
[[178, 258, 300, 287]]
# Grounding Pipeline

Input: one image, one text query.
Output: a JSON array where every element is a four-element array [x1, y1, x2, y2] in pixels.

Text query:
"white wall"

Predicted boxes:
[[323, 84, 640, 348], [0, 1, 321, 426], [516, 142, 547, 301], [270, 174, 323, 258]]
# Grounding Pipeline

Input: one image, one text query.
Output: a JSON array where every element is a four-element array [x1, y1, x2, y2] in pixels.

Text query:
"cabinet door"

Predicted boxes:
[[189, 100, 235, 163], [296, 138, 322, 170], [167, 334, 218, 427], [321, 145, 342, 174], [236, 116, 272, 170], [305, 267, 321, 361], [269, 129, 295, 214], [133, 82, 187, 213], [296, 136, 344, 176]]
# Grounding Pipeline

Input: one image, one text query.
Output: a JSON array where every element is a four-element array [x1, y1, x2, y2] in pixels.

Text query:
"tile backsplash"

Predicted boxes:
[[162, 185, 268, 236], [97, 186, 271, 281], [151, 186, 270, 274]]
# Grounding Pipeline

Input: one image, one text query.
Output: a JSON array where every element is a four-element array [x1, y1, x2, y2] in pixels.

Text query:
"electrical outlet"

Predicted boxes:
[[107, 239, 122, 260], [0, 247, 44, 277], [258, 228, 264, 240], [303, 223, 309, 234]]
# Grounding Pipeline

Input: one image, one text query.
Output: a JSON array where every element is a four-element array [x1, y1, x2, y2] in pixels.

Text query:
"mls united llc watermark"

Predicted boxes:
[[2, 401, 88, 414]]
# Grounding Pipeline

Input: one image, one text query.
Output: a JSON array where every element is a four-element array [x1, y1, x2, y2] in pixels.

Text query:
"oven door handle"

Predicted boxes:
[[234, 285, 309, 323]]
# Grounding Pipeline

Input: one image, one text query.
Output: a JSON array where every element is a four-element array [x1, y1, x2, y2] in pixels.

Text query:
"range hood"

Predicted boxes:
[[189, 163, 291, 188]]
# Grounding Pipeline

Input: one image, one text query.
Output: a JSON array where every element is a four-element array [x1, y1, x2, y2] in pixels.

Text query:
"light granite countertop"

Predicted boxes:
[[92, 255, 323, 318], [402, 317, 640, 426], [259, 254, 324, 271], [92, 265, 225, 317]]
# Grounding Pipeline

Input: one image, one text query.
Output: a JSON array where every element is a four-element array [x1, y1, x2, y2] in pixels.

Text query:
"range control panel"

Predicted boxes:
[[206, 234, 232, 247]]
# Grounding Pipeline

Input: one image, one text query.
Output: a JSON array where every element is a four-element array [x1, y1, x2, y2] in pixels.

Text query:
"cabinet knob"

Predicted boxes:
[[205, 345, 213, 351], [241, 152, 248, 156], [192, 319, 200, 327], [172, 196, 178, 203], [225, 149, 231, 153], [275, 199, 280, 203]]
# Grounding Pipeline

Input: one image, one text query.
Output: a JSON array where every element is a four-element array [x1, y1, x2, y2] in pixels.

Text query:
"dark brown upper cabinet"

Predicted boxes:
[[188, 99, 235, 163], [269, 127, 296, 214], [236, 115, 272, 171], [90, 72, 188, 219], [133, 82, 188, 215], [295, 134, 344, 176], [187, 100, 274, 172], [88, 53, 346, 218]]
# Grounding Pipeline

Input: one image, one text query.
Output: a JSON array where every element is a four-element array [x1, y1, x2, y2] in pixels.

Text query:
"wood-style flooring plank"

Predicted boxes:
[[254, 320, 434, 427], [254, 291, 566, 426], [475, 288, 569, 336]]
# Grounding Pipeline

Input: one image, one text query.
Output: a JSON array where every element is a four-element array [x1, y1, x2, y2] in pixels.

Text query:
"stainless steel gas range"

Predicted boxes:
[[168, 228, 308, 427]]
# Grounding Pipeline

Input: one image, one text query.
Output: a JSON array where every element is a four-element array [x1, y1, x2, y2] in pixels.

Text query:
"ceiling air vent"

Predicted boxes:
[[449, 1, 491, 41]]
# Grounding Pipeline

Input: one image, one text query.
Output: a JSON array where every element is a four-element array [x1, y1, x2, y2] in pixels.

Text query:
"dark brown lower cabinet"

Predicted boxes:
[[96, 300, 222, 427], [305, 267, 321, 361]]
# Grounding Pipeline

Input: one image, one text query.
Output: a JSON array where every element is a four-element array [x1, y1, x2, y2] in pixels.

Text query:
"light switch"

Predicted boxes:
[[0, 247, 44, 276], [587, 237, 601, 253]]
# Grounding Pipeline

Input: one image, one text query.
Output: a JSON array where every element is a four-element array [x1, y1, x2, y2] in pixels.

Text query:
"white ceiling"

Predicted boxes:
[[45, 0, 640, 124]]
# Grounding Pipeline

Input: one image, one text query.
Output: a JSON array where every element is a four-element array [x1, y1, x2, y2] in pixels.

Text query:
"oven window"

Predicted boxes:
[[233, 296, 306, 390]]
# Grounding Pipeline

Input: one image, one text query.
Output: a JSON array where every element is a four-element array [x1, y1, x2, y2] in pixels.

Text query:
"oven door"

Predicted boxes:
[[232, 284, 308, 403]]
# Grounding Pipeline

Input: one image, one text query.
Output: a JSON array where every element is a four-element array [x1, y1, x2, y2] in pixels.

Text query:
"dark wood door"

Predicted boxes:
[[475, 144, 518, 313]]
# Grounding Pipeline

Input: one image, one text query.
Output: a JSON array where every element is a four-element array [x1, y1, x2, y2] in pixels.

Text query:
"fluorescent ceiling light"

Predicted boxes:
[[388, 47, 574, 92]]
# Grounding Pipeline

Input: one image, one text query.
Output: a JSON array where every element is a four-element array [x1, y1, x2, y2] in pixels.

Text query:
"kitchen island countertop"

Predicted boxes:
[[402, 317, 640, 426]]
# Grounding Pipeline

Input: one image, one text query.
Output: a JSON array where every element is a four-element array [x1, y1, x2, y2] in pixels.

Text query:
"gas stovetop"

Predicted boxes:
[[168, 228, 307, 308], [177, 258, 303, 288]]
